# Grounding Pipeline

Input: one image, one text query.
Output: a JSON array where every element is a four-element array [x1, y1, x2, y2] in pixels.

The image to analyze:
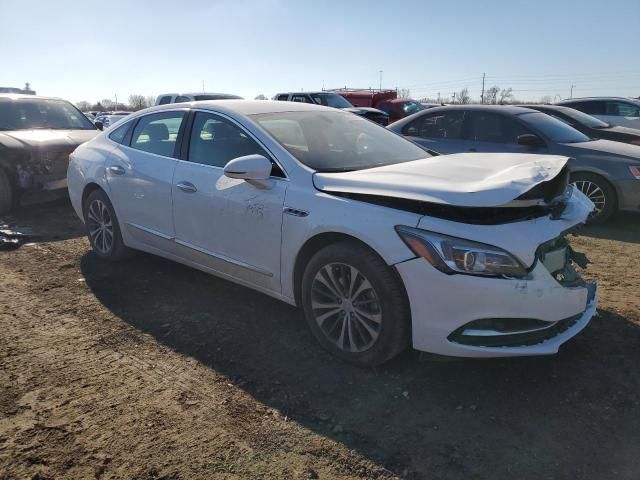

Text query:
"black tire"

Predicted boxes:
[[301, 241, 411, 366], [0, 168, 14, 215], [83, 189, 133, 261], [570, 172, 616, 224]]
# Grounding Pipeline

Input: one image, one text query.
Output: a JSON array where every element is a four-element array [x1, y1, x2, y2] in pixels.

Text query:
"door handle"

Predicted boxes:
[[107, 165, 126, 175], [176, 181, 197, 193]]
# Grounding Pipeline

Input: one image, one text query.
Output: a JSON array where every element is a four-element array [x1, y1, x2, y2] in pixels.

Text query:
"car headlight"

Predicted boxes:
[[629, 166, 640, 179], [395, 226, 528, 278]]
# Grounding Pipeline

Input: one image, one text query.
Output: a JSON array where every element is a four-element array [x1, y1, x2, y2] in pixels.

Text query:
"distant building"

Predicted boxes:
[[0, 83, 36, 95]]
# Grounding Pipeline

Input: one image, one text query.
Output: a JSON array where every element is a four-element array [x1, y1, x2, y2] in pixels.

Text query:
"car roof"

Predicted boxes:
[[0, 93, 67, 101], [558, 96, 640, 103], [143, 100, 336, 116], [411, 104, 538, 115]]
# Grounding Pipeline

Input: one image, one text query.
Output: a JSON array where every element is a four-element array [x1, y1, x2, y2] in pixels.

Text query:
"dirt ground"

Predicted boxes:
[[1, 199, 639, 480]]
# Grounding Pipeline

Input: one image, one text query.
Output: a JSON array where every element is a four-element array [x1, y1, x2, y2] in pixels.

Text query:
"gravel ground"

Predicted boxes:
[[1, 199, 639, 480]]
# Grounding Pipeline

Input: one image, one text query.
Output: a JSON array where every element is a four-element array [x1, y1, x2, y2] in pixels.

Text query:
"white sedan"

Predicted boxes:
[[67, 100, 598, 365]]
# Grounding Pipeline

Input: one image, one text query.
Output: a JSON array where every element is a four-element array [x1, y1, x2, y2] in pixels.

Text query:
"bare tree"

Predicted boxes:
[[254, 94, 267, 100], [499, 88, 514, 104], [456, 88, 471, 104], [484, 86, 500, 105], [101, 99, 113, 109], [76, 101, 90, 112], [397, 88, 411, 99], [146, 96, 155, 107], [128, 94, 148, 111]]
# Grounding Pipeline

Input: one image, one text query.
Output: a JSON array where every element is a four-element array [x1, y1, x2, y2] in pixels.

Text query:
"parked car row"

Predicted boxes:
[[388, 104, 640, 223]]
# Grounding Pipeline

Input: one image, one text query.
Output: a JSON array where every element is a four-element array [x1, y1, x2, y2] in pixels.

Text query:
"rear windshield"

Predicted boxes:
[[0, 98, 96, 131], [556, 107, 610, 129], [402, 100, 426, 115], [251, 110, 430, 172], [309, 93, 354, 109], [519, 112, 590, 144]]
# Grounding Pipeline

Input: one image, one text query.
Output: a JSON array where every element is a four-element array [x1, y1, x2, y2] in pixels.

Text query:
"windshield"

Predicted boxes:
[[309, 93, 354, 109], [402, 101, 426, 115], [0, 98, 96, 131], [252, 110, 430, 172], [519, 112, 590, 144], [555, 107, 610, 129]]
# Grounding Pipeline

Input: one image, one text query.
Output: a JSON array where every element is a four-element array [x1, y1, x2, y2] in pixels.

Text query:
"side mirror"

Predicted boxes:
[[517, 134, 544, 147], [224, 154, 272, 181]]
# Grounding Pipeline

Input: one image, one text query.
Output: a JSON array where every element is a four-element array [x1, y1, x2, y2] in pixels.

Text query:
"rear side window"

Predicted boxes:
[[108, 121, 131, 144], [276, 94, 289, 101], [571, 101, 605, 115], [404, 111, 466, 139], [174, 96, 192, 103], [130, 111, 186, 158], [292, 95, 312, 103], [158, 96, 173, 105], [467, 112, 530, 143], [606, 101, 640, 117]]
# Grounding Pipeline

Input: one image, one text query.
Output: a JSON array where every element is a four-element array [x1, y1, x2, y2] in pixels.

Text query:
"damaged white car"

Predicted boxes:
[[67, 101, 597, 365]]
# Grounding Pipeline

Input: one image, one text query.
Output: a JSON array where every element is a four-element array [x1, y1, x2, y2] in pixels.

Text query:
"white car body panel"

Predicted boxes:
[[68, 100, 598, 359], [314, 153, 569, 207]]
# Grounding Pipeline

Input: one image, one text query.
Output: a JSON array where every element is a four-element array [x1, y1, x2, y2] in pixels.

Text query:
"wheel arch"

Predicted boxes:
[[81, 182, 106, 212], [292, 231, 410, 312], [570, 169, 619, 209]]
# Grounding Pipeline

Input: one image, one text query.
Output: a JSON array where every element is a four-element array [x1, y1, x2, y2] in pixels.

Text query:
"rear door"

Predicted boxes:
[[105, 110, 187, 250], [402, 110, 470, 153], [171, 110, 288, 292], [464, 111, 544, 154]]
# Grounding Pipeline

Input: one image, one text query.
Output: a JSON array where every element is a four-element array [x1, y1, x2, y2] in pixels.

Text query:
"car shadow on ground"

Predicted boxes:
[[578, 211, 640, 244], [81, 250, 640, 479], [1, 198, 85, 244]]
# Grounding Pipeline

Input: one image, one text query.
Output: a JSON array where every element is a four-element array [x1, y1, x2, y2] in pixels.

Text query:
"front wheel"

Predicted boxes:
[[570, 172, 616, 224], [83, 189, 133, 261], [301, 241, 411, 366]]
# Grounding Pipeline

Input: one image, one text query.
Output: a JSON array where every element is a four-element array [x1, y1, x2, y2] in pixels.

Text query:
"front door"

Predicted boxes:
[[172, 111, 288, 293], [106, 110, 187, 250], [464, 111, 546, 154], [403, 110, 470, 154]]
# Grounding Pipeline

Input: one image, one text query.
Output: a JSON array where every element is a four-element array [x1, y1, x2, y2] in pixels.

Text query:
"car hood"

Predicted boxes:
[[343, 107, 388, 116], [561, 138, 640, 158], [0, 129, 99, 151], [313, 153, 569, 208]]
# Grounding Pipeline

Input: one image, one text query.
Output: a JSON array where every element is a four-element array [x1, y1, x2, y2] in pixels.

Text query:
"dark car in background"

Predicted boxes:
[[523, 104, 640, 146], [0, 94, 98, 214], [388, 105, 640, 222], [273, 91, 389, 125]]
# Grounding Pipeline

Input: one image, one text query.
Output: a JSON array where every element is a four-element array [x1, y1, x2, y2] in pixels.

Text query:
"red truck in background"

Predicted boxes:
[[325, 88, 428, 123]]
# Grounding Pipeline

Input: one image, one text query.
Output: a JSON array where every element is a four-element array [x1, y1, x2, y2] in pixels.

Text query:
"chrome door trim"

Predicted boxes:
[[127, 222, 175, 240], [174, 239, 274, 277]]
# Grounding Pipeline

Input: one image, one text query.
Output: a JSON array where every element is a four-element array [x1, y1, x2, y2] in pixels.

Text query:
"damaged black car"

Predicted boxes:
[[0, 94, 98, 214]]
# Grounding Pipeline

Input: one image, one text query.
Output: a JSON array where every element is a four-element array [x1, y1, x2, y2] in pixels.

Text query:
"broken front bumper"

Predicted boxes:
[[395, 257, 597, 358]]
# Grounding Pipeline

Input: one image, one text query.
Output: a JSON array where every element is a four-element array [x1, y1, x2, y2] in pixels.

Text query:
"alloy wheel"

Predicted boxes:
[[310, 262, 382, 353], [572, 180, 606, 217], [87, 199, 114, 254]]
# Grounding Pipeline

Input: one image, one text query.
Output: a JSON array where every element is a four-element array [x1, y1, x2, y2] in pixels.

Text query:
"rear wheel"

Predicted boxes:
[[301, 241, 411, 366], [570, 172, 616, 223], [83, 189, 133, 261], [0, 168, 14, 215]]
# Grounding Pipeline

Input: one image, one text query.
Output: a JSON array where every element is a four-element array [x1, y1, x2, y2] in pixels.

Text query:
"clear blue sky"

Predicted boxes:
[[1, 0, 639, 104]]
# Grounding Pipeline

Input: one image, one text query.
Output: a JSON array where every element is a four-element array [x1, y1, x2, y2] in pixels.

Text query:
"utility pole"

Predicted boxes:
[[452, 92, 456, 104], [570, 84, 575, 98], [114, 94, 117, 109], [379, 70, 383, 90], [481, 72, 486, 104], [437, 92, 441, 103]]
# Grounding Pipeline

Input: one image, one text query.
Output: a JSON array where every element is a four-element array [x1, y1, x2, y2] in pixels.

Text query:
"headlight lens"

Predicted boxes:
[[395, 226, 528, 278], [629, 166, 640, 179]]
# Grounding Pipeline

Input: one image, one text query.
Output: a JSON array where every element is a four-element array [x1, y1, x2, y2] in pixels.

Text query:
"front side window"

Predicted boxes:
[[405, 111, 466, 139], [130, 111, 186, 157], [292, 95, 312, 104], [606, 101, 640, 117], [519, 112, 590, 143], [0, 98, 96, 131], [252, 110, 430, 172], [174, 96, 192, 103], [188, 112, 270, 169], [571, 101, 605, 115], [468, 112, 529, 144]]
